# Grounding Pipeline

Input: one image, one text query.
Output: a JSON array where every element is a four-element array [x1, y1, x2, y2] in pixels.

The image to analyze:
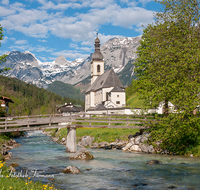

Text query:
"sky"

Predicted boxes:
[[0, 0, 162, 62]]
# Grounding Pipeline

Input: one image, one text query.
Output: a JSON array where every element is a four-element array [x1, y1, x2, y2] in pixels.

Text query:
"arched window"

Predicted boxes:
[[97, 65, 101, 73]]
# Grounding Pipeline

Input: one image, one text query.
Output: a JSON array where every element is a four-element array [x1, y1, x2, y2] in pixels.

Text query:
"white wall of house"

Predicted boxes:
[[85, 93, 90, 111], [102, 87, 114, 101], [110, 92, 126, 107], [86, 108, 157, 115], [94, 89, 102, 106], [156, 101, 176, 114], [90, 92, 95, 108]]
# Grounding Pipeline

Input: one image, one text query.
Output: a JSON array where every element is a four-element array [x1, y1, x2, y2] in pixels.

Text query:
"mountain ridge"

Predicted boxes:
[[0, 36, 141, 90]]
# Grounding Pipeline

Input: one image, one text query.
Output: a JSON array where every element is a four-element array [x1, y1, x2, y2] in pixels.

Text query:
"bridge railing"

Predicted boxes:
[[0, 113, 156, 132]]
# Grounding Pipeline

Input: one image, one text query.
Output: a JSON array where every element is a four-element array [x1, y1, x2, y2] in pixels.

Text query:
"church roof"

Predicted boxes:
[[85, 69, 124, 93], [87, 104, 107, 111], [110, 86, 125, 92]]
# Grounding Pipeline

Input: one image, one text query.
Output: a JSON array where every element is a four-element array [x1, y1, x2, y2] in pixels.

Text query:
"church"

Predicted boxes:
[[85, 34, 126, 112]]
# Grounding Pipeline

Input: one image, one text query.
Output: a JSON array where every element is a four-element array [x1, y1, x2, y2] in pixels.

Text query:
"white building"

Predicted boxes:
[[85, 35, 126, 112]]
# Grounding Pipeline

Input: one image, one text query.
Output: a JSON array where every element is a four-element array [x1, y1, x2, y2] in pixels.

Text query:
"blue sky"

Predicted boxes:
[[0, 0, 162, 62]]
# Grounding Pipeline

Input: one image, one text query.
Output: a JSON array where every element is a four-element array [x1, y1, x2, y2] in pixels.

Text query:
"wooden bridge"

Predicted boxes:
[[0, 113, 154, 153]]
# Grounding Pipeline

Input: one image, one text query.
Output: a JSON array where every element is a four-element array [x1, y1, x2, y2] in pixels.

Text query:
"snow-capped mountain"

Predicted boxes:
[[0, 36, 141, 89]]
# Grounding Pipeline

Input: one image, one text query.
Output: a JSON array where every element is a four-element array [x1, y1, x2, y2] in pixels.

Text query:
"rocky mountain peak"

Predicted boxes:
[[0, 36, 141, 89], [54, 55, 67, 65]]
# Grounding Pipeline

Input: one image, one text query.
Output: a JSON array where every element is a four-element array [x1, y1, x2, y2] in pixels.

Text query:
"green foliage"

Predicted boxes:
[[0, 75, 84, 115], [0, 25, 10, 73], [129, 0, 200, 155], [132, 0, 200, 114], [47, 81, 84, 101], [148, 113, 200, 155]]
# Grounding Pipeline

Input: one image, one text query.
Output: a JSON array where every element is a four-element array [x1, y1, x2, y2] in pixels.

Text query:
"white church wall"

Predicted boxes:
[[110, 92, 126, 107], [90, 92, 95, 108], [102, 87, 114, 101]]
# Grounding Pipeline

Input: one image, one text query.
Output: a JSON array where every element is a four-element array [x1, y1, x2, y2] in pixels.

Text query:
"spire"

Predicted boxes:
[[94, 29, 100, 52]]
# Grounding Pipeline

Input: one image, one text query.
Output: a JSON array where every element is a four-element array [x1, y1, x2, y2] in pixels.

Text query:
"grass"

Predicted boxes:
[[0, 155, 57, 190], [49, 127, 140, 143], [126, 93, 145, 108]]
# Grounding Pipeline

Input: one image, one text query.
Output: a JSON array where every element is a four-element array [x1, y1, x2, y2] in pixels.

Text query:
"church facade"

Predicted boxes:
[[85, 35, 126, 111]]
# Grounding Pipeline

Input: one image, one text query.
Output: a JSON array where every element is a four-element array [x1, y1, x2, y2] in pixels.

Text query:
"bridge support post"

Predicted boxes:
[[66, 126, 77, 153]]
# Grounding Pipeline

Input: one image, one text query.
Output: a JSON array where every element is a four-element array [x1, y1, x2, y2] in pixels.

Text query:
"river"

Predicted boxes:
[[6, 130, 200, 190]]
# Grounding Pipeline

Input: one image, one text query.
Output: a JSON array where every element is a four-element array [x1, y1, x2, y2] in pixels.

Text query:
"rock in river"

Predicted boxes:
[[63, 166, 81, 174], [147, 160, 163, 165], [69, 148, 94, 160]]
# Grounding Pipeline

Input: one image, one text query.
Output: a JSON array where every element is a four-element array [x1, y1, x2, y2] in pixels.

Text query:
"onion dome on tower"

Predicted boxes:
[[92, 30, 103, 61]]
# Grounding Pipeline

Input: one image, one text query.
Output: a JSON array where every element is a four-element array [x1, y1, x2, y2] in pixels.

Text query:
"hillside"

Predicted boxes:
[[47, 81, 84, 101], [0, 76, 84, 116]]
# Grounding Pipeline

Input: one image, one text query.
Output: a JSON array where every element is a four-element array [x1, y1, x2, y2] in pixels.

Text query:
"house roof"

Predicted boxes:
[[87, 104, 107, 111], [110, 86, 125, 93], [85, 69, 124, 93], [0, 96, 14, 103]]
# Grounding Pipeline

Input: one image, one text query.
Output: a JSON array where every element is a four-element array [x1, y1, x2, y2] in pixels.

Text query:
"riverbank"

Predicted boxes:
[[0, 132, 58, 190], [44, 127, 199, 157], [43, 127, 158, 154]]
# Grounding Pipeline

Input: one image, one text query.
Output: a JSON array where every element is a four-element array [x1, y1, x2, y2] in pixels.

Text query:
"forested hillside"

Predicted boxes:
[[47, 81, 84, 101], [0, 76, 84, 116]]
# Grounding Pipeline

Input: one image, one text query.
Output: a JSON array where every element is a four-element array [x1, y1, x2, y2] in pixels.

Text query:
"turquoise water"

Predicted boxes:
[[6, 131, 200, 190]]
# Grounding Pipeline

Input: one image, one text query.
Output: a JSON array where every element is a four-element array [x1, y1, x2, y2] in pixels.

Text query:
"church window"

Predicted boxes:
[[116, 101, 120, 104], [97, 65, 101, 73], [117, 95, 119, 97]]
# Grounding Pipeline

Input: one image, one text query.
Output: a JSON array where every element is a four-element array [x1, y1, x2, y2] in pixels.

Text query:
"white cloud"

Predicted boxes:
[[1, 0, 9, 5], [38, 39, 47, 42], [15, 39, 28, 44], [52, 50, 89, 59], [0, 6, 15, 16], [1, 36, 8, 43]]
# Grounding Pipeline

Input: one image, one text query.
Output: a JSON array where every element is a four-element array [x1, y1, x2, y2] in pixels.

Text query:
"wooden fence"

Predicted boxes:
[[0, 113, 155, 132]]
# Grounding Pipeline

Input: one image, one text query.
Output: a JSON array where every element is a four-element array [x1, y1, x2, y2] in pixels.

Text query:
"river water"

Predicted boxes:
[[6, 130, 200, 190]]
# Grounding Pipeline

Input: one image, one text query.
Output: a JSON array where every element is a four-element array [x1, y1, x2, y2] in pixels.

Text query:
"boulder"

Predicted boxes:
[[1, 149, 8, 155], [140, 144, 155, 153], [60, 138, 66, 145], [98, 142, 109, 148], [134, 135, 142, 145], [52, 137, 59, 142], [91, 142, 98, 148], [161, 149, 169, 155], [147, 145, 155, 153], [129, 145, 141, 152], [129, 137, 135, 144], [69, 148, 94, 160], [147, 160, 163, 165], [140, 135, 148, 143], [115, 141, 126, 150], [63, 166, 81, 174], [9, 166, 16, 172], [9, 163, 19, 167], [7, 139, 17, 146], [122, 143, 133, 151], [79, 136, 94, 147]]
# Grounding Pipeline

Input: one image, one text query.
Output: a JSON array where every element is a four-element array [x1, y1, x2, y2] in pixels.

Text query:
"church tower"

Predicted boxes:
[[91, 31, 104, 84]]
